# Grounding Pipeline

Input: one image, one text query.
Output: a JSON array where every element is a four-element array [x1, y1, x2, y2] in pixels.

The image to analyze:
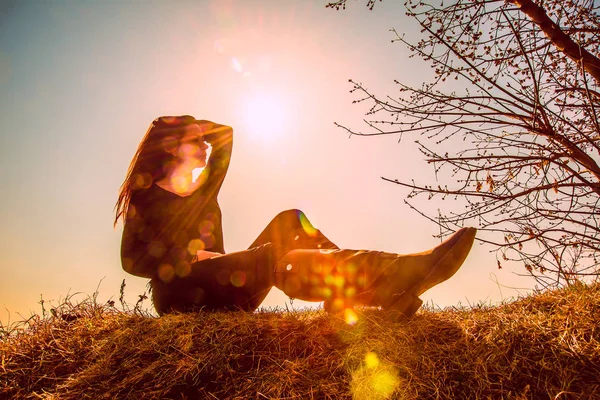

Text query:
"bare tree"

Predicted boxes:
[[327, 0, 600, 288]]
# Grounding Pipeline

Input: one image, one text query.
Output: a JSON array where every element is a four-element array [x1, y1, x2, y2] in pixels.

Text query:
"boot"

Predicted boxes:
[[374, 227, 477, 318], [273, 227, 476, 318]]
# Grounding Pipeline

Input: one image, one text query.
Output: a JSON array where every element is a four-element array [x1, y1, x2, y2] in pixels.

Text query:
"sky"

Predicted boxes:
[[0, 0, 536, 326]]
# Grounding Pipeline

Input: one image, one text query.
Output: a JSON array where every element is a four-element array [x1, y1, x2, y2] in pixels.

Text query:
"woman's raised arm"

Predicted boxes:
[[196, 121, 233, 197]]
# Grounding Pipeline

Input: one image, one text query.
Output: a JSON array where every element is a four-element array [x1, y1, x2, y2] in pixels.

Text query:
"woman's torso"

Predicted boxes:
[[121, 183, 225, 279]]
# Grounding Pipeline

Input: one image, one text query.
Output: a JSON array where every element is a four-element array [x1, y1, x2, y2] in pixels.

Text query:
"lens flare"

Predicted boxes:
[[187, 239, 206, 255], [161, 135, 178, 154], [230, 271, 247, 287], [170, 174, 191, 195], [330, 298, 345, 312], [132, 173, 153, 189], [351, 352, 400, 400], [198, 220, 215, 235], [344, 308, 358, 325], [370, 370, 399, 398], [345, 287, 357, 298], [365, 352, 379, 369], [231, 57, 243, 73], [298, 212, 318, 237], [175, 261, 192, 278], [158, 263, 175, 283], [148, 241, 166, 258], [202, 233, 216, 249]]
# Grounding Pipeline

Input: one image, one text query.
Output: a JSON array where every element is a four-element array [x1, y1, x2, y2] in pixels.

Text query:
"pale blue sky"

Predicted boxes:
[[0, 0, 533, 325]]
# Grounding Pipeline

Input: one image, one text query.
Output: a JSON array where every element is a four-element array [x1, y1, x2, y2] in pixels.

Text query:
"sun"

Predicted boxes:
[[241, 92, 287, 143]]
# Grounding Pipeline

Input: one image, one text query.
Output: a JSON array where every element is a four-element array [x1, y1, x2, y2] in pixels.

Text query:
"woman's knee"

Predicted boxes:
[[271, 209, 313, 237], [270, 209, 315, 232], [273, 209, 305, 223]]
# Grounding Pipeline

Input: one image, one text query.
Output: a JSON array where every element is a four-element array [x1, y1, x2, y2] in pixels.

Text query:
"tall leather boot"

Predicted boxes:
[[273, 227, 476, 318]]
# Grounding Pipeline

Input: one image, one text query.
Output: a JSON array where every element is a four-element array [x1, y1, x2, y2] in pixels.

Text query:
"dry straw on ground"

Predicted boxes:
[[1, 283, 599, 399]]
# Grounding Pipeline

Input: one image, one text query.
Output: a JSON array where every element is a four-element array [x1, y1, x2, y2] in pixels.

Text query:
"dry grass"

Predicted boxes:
[[1, 283, 599, 399]]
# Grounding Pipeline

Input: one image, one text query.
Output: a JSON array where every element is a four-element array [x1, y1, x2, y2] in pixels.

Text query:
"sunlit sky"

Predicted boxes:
[[0, 0, 535, 325]]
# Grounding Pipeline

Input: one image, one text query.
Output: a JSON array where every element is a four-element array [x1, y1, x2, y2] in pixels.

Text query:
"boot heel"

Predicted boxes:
[[385, 292, 423, 320]]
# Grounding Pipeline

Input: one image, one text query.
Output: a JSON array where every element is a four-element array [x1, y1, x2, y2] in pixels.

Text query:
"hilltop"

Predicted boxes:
[[1, 283, 599, 399]]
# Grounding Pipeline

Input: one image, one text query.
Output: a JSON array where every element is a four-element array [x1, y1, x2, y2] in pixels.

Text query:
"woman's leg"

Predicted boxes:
[[152, 209, 337, 315], [248, 209, 339, 258], [151, 243, 277, 314], [273, 227, 477, 316]]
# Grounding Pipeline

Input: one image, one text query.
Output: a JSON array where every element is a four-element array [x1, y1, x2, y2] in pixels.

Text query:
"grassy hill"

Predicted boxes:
[[1, 283, 599, 399]]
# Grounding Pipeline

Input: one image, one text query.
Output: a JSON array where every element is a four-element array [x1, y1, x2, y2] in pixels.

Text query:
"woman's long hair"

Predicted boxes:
[[114, 115, 198, 226]]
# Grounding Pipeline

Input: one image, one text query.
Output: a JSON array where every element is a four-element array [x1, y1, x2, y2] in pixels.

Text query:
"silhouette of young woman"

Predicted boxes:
[[115, 116, 476, 317]]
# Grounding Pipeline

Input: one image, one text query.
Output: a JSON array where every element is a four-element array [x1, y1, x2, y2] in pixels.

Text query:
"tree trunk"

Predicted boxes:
[[507, 0, 600, 83]]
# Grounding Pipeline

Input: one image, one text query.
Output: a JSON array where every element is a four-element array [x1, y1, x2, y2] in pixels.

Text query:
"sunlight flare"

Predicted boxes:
[[231, 57, 243, 73], [344, 308, 358, 325], [241, 92, 286, 142], [351, 352, 400, 399], [364, 352, 379, 369]]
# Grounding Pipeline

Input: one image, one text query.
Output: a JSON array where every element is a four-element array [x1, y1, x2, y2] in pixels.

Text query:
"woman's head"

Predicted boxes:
[[114, 115, 208, 225], [171, 123, 210, 168]]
